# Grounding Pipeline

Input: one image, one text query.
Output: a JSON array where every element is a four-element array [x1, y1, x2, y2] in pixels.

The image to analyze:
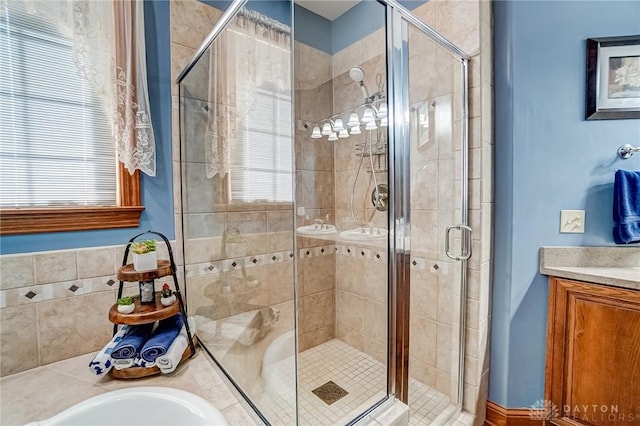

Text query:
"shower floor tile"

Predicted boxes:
[[257, 338, 454, 425]]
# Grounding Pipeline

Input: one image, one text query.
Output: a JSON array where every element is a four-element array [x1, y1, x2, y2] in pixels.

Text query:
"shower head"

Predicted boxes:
[[349, 66, 370, 102], [349, 66, 365, 83]]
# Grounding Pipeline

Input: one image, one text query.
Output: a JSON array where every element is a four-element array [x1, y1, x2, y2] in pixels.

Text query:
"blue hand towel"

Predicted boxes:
[[140, 315, 184, 362], [111, 323, 154, 359], [613, 169, 640, 244]]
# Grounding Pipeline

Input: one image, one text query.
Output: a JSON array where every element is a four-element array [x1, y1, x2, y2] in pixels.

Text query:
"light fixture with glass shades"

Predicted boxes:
[[347, 112, 360, 127], [304, 94, 387, 142]]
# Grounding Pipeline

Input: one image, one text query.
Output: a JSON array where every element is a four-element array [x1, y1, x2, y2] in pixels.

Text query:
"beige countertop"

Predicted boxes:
[[540, 246, 640, 291]]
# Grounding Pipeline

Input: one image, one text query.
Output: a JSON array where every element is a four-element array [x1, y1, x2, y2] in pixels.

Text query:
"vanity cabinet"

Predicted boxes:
[[545, 277, 640, 426]]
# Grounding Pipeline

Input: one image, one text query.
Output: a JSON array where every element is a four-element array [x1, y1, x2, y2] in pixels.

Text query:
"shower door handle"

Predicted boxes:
[[444, 224, 472, 261]]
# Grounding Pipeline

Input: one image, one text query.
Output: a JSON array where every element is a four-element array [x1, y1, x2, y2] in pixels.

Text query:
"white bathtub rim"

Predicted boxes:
[[25, 386, 229, 426]]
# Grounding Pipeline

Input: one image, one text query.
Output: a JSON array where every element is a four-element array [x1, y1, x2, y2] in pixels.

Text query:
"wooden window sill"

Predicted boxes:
[[0, 206, 145, 235]]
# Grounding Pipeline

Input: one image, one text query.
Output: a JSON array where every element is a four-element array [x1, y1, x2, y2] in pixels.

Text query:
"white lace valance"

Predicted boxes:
[[204, 8, 291, 179], [25, 0, 156, 176]]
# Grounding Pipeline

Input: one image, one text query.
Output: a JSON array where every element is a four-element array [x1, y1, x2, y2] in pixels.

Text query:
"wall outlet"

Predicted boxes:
[[560, 210, 585, 233]]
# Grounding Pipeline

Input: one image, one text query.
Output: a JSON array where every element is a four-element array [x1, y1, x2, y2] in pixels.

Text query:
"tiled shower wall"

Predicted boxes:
[[410, 1, 494, 423], [330, 24, 464, 402], [330, 28, 391, 366], [322, 1, 493, 422], [295, 41, 337, 352]]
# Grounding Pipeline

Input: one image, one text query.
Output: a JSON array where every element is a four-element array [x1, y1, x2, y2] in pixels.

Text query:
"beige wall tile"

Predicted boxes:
[[184, 162, 226, 214], [76, 248, 115, 279], [226, 268, 269, 316], [171, 43, 195, 96], [363, 260, 387, 304], [0, 305, 39, 376], [336, 290, 364, 333], [301, 137, 334, 172], [409, 314, 437, 367], [34, 251, 77, 285], [363, 336, 386, 364], [436, 324, 453, 373], [436, 368, 451, 397], [37, 291, 114, 365], [303, 324, 334, 350], [410, 161, 439, 210], [302, 256, 334, 296], [186, 212, 225, 240], [336, 323, 363, 351], [186, 237, 224, 264], [410, 269, 438, 321], [332, 44, 359, 79], [364, 299, 386, 342], [332, 71, 364, 115], [335, 256, 364, 296], [0, 255, 33, 290], [299, 80, 333, 122], [411, 210, 439, 259], [187, 273, 230, 321], [297, 42, 332, 91], [171, 1, 220, 50], [267, 262, 294, 305], [437, 276, 456, 326], [409, 356, 437, 388], [301, 290, 334, 333], [360, 29, 385, 65]]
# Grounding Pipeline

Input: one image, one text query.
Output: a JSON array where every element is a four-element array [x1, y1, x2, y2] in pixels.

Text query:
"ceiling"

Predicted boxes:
[[296, 0, 360, 21]]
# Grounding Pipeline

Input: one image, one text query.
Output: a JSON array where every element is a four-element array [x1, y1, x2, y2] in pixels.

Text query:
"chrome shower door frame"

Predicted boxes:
[[176, 0, 472, 422], [382, 0, 471, 409]]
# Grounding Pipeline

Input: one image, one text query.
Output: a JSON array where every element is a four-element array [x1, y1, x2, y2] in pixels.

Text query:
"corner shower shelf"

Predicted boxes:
[[107, 231, 197, 380]]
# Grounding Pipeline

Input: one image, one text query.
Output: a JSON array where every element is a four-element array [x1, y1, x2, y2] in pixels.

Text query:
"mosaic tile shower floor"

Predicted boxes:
[[257, 338, 454, 425]]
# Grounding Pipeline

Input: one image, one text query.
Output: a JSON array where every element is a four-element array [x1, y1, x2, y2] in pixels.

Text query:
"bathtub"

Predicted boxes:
[[25, 387, 229, 426]]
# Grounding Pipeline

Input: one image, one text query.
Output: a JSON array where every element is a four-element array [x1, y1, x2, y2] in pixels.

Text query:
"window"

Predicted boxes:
[[230, 85, 293, 203], [0, 1, 143, 234]]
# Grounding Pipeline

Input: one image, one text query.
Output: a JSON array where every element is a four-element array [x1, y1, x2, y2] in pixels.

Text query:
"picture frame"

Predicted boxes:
[[585, 35, 640, 120]]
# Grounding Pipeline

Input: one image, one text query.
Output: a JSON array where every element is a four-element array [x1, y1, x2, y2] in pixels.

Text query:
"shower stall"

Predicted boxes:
[[177, 0, 471, 424]]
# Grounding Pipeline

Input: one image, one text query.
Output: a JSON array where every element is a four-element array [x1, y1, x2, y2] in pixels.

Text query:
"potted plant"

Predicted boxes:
[[131, 239, 157, 271], [160, 283, 176, 307], [117, 296, 135, 314]]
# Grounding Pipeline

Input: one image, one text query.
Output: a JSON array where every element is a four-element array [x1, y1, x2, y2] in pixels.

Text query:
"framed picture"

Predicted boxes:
[[586, 35, 640, 120]]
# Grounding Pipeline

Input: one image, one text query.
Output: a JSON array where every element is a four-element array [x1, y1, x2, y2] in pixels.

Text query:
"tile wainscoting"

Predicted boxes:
[[0, 241, 178, 377]]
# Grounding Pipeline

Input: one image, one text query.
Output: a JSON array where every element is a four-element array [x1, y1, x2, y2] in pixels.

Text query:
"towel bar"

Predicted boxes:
[[618, 144, 640, 159]]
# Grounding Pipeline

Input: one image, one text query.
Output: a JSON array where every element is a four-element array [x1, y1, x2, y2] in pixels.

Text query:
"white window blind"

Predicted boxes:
[[0, 2, 117, 208], [230, 87, 293, 203]]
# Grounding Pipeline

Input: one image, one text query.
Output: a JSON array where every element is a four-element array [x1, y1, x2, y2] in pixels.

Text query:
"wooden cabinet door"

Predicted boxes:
[[546, 277, 640, 426]]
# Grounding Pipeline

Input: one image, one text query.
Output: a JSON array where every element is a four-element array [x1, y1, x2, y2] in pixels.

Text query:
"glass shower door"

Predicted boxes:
[[293, 1, 391, 424], [390, 10, 470, 424], [178, 2, 297, 425]]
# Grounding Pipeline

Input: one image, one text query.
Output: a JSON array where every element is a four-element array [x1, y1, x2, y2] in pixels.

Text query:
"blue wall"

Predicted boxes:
[[298, 0, 424, 54], [202, 1, 425, 54], [491, 0, 640, 408], [202, 1, 292, 26], [0, 0, 174, 255]]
